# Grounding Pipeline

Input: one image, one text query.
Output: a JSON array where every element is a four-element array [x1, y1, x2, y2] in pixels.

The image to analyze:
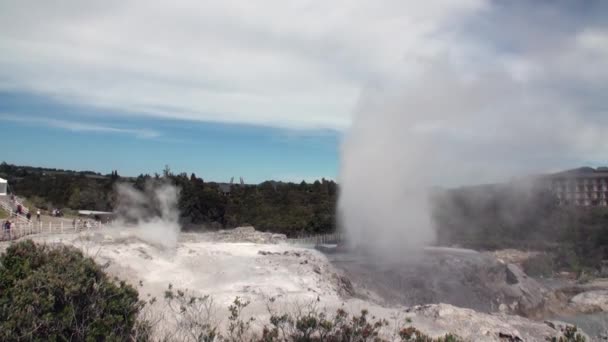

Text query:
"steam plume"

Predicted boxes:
[[111, 181, 181, 249], [338, 58, 607, 260]]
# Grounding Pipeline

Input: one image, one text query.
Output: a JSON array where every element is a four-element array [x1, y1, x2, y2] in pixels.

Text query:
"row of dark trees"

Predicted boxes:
[[432, 182, 608, 272], [0, 162, 337, 237]]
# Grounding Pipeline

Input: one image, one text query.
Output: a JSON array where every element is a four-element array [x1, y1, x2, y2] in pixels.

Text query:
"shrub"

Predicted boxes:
[[262, 306, 389, 342], [546, 326, 586, 342], [399, 327, 462, 342], [162, 285, 463, 342], [0, 240, 146, 341]]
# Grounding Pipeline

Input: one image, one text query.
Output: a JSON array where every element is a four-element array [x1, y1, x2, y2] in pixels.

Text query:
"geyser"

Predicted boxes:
[[338, 58, 608, 261], [111, 180, 181, 249], [338, 83, 436, 260]]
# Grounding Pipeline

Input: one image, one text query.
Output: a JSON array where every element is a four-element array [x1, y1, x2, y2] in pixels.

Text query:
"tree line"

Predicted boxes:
[[0, 162, 337, 237], [432, 182, 608, 273]]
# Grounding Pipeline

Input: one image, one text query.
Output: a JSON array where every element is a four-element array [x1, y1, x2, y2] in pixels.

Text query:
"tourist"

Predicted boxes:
[[4, 220, 11, 240], [36, 209, 40, 221], [26, 212, 31, 221]]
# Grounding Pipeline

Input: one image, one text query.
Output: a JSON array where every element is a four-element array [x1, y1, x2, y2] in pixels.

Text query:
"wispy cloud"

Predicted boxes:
[[0, 114, 160, 139], [0, 1, 605, 139], [0, 0, 484, 130]]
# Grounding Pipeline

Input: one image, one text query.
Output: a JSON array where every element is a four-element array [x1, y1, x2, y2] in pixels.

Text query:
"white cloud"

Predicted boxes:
[[0, 0, 485, 130], [0, 114, 160, 139], [0, 1, 605, 139]]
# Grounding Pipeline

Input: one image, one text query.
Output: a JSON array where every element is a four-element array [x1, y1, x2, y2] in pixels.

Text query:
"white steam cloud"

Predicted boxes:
[[339, 56, 608, 260], [338, 2, 608, 260], [111, 181, 181, 249]]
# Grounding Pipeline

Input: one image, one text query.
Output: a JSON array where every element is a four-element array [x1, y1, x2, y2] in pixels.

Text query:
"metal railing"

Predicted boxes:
[[1, 221, 105, 242], [0, 196, 30, 223], [287, 232, 343, 246]]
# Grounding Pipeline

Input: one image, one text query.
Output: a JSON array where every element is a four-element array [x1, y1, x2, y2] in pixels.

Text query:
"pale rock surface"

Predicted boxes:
[[502, 263, 548, 316], [405, 304, 579, 341], [570, 290, 608, 313], [492, 249, 540, 266]]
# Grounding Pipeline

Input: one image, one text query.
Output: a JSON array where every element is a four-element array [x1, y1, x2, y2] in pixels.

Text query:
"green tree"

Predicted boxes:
[[0, 240, 146, 341]]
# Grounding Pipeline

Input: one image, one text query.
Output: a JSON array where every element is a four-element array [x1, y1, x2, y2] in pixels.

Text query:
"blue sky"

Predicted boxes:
[[0, 1, 606, 185], [0, 91, 340, 183]]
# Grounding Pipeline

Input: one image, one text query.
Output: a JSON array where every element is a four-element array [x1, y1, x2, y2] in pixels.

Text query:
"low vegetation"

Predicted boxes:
[[0, 240, 146, 341], [547, 326, 587, 342], [157, 285, 464, 342], [0, 207, 8, 219]]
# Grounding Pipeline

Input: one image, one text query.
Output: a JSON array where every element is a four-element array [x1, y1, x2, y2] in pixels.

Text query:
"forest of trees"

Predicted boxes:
[[432, 182, 608, 272], [0, 162, 337, 237]]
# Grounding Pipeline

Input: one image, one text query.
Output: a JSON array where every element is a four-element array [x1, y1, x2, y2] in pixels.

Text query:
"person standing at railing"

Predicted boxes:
[[36, 209, 40, 221], [26, 212, 31, 221], [3, 220, 11, 240]]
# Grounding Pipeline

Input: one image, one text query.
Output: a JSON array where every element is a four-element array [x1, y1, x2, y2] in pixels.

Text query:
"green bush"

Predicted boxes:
[[162, 285, 464, 342], [0, 240, 147, 341], [546, 326, 586, 342]]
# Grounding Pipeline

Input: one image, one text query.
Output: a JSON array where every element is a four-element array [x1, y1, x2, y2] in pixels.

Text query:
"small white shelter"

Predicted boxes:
[[0, 177, 6, 196]]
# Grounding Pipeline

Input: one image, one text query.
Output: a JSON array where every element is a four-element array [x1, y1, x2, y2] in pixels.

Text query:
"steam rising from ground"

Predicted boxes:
[[338, 2, 608, 261], [111, 181, 181, 249], [339, 58, 608, 260]]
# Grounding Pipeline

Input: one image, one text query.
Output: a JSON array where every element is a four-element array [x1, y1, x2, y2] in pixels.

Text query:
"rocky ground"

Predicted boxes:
[[0, 227, 603, 341]]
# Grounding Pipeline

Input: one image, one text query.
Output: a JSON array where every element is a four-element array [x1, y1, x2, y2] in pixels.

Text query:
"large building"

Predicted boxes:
[[548, 167, 608, 207]]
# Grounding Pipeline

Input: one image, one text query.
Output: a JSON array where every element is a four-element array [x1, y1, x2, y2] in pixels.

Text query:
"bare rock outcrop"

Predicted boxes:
[[408, 304, 586, 341], [329, 248, 552, 317], [570, 290, 608, 313], [501, 263, 548, 317]]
